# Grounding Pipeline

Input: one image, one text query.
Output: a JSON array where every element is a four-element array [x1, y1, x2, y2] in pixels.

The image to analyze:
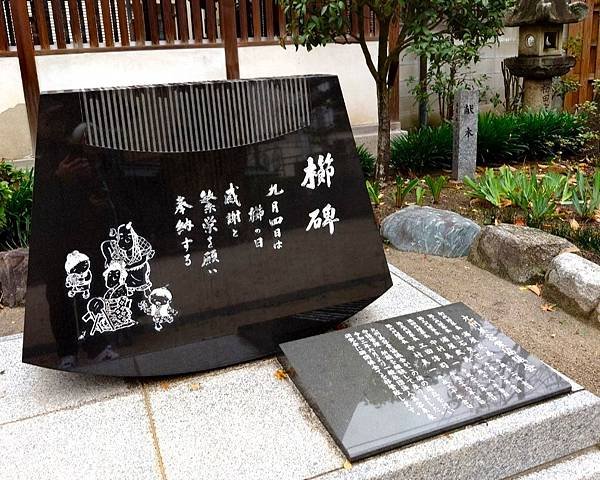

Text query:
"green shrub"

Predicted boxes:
[[477, 113, 526, 165], [572, 170, 600, 219], [423, 175, 447, 204], [0, 164, 34, 250], [391, 124, 452, 173], [365, 180, 382, 205], [394, 176, 419, 208], [356, 144, 375, 178], [390, 110, 588, 173]]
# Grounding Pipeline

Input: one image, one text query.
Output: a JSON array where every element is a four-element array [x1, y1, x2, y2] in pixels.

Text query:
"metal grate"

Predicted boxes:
[[79, 77, 311, 153]]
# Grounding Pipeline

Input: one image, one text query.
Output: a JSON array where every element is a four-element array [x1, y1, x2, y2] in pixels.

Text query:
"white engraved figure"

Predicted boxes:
[[200, 189, 217, 213], [64, 250, 92, 299], [139, 287, 178, 332], [224, 183, 241, 207], [301, 153, 335, 189], [317, 153, 334, 188], [201, 249, 219, 273], [248, 205, 264, 222], [174, 196, 193, 215], [266, 184, 284, 196], [321, 204, 339, 234], [301, 157, 317, 189], [81, 262, 135, 336], [176, 218, 194, 235], [202, 216, 218, 235], [306, 204, 339, 234], [101, 222, 155, 296]]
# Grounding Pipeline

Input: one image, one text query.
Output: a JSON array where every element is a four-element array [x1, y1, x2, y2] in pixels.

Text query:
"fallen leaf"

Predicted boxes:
[[494, 218, 500, 226], [274, 369, 288, 380], [500, 199, 512, 208], [569, 218, 580, 231], [526, 284, 542, 296], [561, 246, 581, 254], [159, 381, 171, 391], [550, 333, 556, 338], [343, 460, 353, 470], [514, 217, 526, 226], [541, 303, 556, 312], [189, 383, 201, 391]]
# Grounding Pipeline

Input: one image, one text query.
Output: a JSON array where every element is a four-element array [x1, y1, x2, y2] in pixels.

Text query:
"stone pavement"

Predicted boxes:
[[0, 266, 598, 480]]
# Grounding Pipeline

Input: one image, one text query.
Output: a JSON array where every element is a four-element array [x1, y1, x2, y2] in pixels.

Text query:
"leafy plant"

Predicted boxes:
[[477, 113, 526, 165], [423, 175, 447, 204], [463, 169, 505, 207], [415, 186, 426, 206], [394, 176, 419, 208], [356, 144, 375, 179], [366, 180, 382, 206], [391, 125, 453, 173], [1, 168, 33, 249], [572, 170, 600, 219]]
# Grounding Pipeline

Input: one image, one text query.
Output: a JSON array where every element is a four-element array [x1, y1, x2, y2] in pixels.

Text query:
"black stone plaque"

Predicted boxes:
[[23, 75, 391, 376], [279, 303, 571, 461]]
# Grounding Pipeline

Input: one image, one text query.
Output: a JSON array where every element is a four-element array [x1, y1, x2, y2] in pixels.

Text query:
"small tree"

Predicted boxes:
[[278, 0, 512, 179]]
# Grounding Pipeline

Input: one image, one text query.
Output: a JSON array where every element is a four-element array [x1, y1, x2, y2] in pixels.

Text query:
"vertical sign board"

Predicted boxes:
[[452, 89, 479, 182], [23, 76, 392, 376]]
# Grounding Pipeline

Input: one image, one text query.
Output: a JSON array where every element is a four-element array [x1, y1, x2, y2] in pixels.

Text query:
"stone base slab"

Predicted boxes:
[[0, 265, 597, 479]]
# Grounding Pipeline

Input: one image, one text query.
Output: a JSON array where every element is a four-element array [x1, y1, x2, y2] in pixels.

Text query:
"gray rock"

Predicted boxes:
[[544, 252, 600, 319], [0, 247, 28, 307], [381, 206, 480, 258], [468, 224, 575, 284]]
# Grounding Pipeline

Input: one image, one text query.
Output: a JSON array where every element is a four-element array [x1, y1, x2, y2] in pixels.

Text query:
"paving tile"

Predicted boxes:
[[147, 359, 344, 480], [0, 393, 161, 480], [0, 336, 138, 424], [348, 265, 447, 328]]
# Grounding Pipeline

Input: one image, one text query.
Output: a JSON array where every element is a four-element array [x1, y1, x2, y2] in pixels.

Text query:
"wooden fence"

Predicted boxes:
[[566, 0, 600, 109], [0, 0, 379, 55]]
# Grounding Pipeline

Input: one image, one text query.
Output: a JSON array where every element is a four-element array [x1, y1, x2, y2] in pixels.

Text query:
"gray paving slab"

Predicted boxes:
[[516, 447, 600, 479], [146, 358, 345, 480], [315, 390, 600, 480], [348, 264, 448, 328], [0, 336, 138, 425], [0, 393, 161, 480]]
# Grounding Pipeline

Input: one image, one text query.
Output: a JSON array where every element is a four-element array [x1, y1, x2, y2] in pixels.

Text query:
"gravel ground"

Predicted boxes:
[[386, 248, 600, 397], [0, 306, 24, 338]]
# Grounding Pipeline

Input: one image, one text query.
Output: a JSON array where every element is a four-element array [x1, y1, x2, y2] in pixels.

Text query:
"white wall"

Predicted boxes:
[[0, 33, 518, 160]]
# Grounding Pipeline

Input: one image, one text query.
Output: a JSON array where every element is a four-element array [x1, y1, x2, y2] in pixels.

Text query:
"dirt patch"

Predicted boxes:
[[386, 248, 600, 396], [0, 306, 24, 337]]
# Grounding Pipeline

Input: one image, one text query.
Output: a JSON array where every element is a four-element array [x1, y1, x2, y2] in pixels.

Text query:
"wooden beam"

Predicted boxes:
[[9, 0, 39, 151], [220, 0, 239, 78]]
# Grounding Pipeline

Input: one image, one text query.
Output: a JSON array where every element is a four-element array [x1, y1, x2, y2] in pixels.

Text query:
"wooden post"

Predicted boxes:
[[388, 18, 400, 122], [220, 0, 240, 79], [10, 0, 40, 151]]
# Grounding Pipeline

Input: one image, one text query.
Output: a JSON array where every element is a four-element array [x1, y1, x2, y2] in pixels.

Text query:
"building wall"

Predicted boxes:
[[0, 31, 518, 160]]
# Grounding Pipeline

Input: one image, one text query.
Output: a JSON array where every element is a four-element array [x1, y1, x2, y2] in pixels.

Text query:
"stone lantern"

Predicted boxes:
[[504, 0, 588, 109]]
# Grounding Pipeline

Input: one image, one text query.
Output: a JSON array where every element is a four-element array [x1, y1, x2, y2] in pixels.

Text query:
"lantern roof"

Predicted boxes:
[[505, 0, 588, 26]]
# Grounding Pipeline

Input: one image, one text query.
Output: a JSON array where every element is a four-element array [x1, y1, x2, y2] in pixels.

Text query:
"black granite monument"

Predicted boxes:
[[23, 75, 392, 376], [279, 303, 571, 460]]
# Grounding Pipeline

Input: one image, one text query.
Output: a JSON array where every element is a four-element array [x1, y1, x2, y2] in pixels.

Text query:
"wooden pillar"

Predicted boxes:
[[388, 19, 400, 122], [220, 0, 240, 79], [10, 0, 40, 151]]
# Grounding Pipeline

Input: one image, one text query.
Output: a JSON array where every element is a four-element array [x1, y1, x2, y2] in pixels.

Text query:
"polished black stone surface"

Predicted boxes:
[[23, 75, 391, 376], [279, 303, 572, 461]]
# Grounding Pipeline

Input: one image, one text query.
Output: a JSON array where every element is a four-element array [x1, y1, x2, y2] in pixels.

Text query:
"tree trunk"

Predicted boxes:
[[375, 81, 391, 181]]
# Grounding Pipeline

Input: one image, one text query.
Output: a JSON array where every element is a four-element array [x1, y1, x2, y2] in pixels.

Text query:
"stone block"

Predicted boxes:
[[468, 224, 574, 284], [544, 252, 600, 319], [0, 248, 28, 307], [381, 206, 481, 258]]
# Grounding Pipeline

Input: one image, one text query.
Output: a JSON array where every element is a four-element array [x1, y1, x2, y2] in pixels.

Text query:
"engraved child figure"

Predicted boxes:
[[101, 222, 155, 296], [139, 287, 178, 332], [101, 261, 136, 331], [64, 250, 92, 299]]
